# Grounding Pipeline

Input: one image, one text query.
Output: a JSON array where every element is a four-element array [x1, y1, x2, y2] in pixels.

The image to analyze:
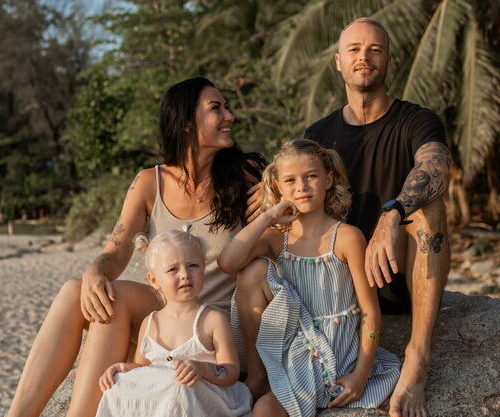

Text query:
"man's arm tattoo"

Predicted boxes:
[[210, 364, 228, 378], [416, 230, 444, 253], [397, 142, 451, 216]]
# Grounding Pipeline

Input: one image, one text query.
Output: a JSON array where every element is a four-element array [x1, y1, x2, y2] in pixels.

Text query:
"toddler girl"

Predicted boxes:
[[96, 230, 252, 417], [218, 139, 400, 417]]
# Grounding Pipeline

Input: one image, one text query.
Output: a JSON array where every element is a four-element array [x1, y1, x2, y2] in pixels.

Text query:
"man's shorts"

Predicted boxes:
[[377, 272, 411, 314]]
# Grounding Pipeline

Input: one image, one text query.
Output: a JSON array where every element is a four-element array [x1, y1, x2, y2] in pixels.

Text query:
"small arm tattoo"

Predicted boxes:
[[210, 364, 228, 378], [93, 253, 111, 268], [110, 221, 126, 247], [397, 142, 451, 216], [128, 174, 140, 192]]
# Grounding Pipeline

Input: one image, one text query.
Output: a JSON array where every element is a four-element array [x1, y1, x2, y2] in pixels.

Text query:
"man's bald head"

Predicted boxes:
[[338, 18, 390, 52]]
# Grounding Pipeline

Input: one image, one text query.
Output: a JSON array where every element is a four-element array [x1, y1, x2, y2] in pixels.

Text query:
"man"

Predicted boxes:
[[304, 18, 451, 417]]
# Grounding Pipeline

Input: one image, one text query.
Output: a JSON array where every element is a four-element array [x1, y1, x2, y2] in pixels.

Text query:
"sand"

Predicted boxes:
[[1, 232, 498, 415]]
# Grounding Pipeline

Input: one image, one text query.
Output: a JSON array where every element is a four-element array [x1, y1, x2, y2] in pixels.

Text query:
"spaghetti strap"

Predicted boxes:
[[192, 303, 207, 337], [282, 231, 289, 253], [144, 311, 155, 338], [330, 221, 342, 253], [154, 164, 161, 196]]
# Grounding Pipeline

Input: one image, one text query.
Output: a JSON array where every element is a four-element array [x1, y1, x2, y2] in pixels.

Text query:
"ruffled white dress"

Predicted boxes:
[[96, 304, 252, 417]]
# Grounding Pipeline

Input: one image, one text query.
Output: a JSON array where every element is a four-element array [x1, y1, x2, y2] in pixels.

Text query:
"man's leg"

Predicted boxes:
[[389, 197, 450, 417], [236, 258, 274, 399]]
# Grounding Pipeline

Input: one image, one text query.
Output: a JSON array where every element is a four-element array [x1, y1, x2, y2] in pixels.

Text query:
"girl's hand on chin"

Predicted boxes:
[[267, 199, 299, 225]]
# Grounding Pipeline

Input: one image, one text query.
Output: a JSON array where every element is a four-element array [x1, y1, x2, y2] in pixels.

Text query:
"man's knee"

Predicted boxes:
[[407, 197, 446, 230]]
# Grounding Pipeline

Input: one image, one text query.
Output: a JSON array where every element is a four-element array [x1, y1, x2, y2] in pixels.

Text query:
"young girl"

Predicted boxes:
[[96, 230, 252, 417], [218, 139, 400, 417]]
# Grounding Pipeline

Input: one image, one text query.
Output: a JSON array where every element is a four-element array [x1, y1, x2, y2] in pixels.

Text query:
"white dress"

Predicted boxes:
[[96, 304, 252, 417]]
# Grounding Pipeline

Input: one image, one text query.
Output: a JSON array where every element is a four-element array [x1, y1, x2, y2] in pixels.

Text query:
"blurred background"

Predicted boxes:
[[0, 0, 498, 292]]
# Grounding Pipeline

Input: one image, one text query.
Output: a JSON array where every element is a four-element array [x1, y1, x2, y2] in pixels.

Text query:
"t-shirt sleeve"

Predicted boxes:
[[406, 107, 447, 154]]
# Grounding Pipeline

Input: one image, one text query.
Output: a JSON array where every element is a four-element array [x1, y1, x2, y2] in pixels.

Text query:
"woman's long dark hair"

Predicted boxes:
[[158, 77, 267, 231]]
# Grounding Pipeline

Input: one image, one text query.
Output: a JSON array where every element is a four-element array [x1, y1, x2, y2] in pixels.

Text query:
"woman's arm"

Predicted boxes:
[[218, 200, 297, 274], [329, 225, 381, 407], [80, 169, 154, 323]]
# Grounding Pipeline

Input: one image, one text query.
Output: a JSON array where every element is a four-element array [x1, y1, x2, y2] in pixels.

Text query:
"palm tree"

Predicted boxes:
[[271, 0, 500, 222]]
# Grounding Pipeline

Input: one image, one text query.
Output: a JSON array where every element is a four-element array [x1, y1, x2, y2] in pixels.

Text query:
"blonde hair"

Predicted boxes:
[[134, 229, 206, 273], [262, 139, 351, 226]]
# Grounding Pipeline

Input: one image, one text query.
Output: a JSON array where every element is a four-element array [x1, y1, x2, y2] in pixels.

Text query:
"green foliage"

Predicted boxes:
[[63, 173, 131, 242]]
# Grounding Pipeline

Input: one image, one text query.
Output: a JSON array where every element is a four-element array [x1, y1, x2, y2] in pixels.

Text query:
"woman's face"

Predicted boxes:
[[194, 87, 235, 150]]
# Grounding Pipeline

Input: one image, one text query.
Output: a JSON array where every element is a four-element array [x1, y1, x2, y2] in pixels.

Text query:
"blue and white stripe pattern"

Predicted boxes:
[[232, 221, 400, 417]]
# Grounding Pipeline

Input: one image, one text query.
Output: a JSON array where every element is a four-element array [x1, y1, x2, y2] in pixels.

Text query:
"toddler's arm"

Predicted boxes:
[[329, 225, 381, 407], [218, 200, 297, 274], [175, 309, 240, 387]]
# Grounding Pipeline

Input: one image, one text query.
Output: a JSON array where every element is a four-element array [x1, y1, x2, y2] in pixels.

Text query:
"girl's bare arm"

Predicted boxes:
[[329, 225, 381, 407], [218, 200, 297, 274]]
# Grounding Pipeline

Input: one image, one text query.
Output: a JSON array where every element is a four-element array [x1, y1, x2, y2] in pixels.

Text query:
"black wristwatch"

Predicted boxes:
[[380, 200, 412, 225]]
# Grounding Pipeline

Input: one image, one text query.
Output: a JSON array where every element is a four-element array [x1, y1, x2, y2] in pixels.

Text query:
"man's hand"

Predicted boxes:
[[245, 182, 263, 223], [365, 210, 400, 287]]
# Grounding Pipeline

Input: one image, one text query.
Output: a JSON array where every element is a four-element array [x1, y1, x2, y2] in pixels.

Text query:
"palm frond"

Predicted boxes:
[[432, 0, 468, 72], [300, 0, 431, 122], [271, 0, 328, 85], [456, 17, 500, 182]]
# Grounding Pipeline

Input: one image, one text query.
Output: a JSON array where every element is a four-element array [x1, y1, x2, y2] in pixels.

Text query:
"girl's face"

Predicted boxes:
[[147, 241, 205, 303], [194, 87, 235, 151], [275, 154, 333, 214]]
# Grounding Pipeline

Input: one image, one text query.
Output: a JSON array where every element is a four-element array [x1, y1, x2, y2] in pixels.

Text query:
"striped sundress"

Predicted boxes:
[[233, 221, 400, 417]]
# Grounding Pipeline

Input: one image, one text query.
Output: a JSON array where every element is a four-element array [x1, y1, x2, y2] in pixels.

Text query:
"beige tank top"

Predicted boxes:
[[148, 165, 240, 310]]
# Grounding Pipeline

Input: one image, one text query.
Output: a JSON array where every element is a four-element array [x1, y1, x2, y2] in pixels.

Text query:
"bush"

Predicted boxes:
[[64, 174, 131, 242]]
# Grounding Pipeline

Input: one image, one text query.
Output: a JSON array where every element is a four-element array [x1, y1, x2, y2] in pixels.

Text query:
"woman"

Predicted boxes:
[[8, 77, 266, 417]]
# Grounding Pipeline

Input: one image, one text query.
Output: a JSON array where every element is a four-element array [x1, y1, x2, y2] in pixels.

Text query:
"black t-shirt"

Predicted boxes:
[[304, 99, 446, 239]]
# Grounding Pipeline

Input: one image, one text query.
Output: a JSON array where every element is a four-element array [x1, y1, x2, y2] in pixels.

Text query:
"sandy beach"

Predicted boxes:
[[1, 232, 498, 415]]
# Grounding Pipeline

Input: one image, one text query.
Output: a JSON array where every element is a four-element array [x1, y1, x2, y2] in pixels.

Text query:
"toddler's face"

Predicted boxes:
[[275, 155, 333, 214], [148, 241, 205, 303]]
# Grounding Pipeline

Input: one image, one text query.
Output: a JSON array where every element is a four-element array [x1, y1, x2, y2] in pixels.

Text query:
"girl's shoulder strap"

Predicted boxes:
[[192, 303, 207, 337], [282, 229, 289, 252], [330, 220, 342, 253]]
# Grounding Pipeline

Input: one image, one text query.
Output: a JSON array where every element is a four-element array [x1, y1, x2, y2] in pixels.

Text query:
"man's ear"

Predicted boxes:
[[147, 272, 159, 290], [334, 52, 341, 72]]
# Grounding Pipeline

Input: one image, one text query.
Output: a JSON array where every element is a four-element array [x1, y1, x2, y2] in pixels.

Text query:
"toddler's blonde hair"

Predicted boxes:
[[134, 229, 206, 273], [262, 139, 351, 225]]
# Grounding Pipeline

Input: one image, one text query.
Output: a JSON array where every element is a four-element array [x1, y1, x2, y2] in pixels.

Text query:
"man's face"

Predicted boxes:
[[335, 22, 389, 92]]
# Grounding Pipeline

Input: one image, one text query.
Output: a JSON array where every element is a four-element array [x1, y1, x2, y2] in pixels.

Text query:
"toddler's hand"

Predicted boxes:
[[327, 372, 367, 407], [266, 200, 298, 225], [175, 359, 205, 387], [99, 362, 128, 392]]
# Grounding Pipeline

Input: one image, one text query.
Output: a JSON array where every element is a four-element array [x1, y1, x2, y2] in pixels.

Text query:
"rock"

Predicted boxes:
[[41, 292, 500, 417], [470, 260, 494, 277]]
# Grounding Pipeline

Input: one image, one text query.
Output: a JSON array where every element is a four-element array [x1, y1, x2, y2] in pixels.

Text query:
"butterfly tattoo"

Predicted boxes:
[[416, 230, 444, 253]]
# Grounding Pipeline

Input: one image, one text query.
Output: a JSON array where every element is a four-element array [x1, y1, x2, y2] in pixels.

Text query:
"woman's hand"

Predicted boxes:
[[175, 360, 206, 387], [99, 362, 128, 392], [81, 265, 116, 323], [327, 372, 368, 407], [265, 200, 299, 225], [246, 182, 263, 223]]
